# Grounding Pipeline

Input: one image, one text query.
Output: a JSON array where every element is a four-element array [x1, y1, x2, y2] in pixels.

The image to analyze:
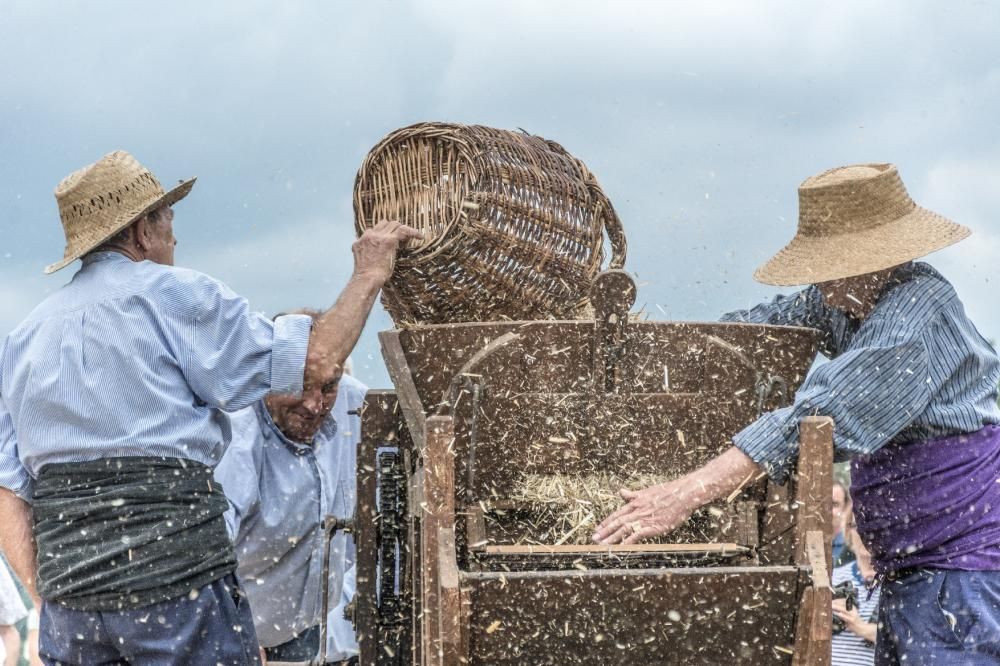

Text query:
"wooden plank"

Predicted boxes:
[[355, 390, 395, 666], [463, 567, 800, 665], [409, 466, 423, 666], [791, 587, 815, 666], [379, 330, 427, 452], [438, 526, 463, 665], [421, 415, 457, 666], [482, 543, 749, 556], [794, 417, 834, 575], [790, 534, 833, 665]]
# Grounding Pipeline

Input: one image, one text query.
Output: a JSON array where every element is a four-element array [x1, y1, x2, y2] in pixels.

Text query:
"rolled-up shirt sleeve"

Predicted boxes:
[[168, 272, 312, 411], [734, 314, 935, 483], [0, 390, 33, 503], [269, 314, 313, 396]]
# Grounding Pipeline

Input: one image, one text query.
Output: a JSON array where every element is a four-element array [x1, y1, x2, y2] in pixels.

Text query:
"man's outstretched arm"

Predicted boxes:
[[303, 220, 422, 393], [592, 446, 761, 545]]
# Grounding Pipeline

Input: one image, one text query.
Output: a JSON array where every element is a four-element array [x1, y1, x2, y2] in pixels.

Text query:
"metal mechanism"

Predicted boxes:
[[353, 271, 833, 665]]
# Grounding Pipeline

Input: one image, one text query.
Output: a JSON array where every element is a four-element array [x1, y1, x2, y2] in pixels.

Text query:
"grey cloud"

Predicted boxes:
[[1, 0, 998, 387]]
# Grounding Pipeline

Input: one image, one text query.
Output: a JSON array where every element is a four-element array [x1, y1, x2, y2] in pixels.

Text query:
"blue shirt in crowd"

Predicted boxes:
[[215, 374, 366, 658], [721, 262, 1000, 482], [0, 251, 312, 501], [831, 561, 880, 666]]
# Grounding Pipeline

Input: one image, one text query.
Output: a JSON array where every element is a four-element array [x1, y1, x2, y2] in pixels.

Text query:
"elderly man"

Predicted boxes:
[[594, 163, 1000, 665], [0, 151, 419, 665], [215, 312, 364, 664]]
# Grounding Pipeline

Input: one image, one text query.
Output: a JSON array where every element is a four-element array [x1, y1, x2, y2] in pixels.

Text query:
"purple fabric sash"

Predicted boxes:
[[851, 425, 1000, 575]]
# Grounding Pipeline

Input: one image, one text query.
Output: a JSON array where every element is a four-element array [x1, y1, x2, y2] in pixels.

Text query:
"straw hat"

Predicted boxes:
[[45, 151, 196, 274], [754, 163, 970, 286]]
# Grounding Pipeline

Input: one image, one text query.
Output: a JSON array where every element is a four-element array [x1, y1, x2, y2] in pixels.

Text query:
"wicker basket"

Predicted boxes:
[[353, 122, 627, 324]]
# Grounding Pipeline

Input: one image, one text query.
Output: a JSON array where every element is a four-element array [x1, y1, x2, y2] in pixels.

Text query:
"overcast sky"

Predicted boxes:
[[1, 0, 998, 388]]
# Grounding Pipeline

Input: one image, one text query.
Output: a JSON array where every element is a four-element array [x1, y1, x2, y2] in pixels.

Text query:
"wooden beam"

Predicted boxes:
[[421, 415, 462, 666], [380, 330, 427, 452], [482, 543, 750, 556], [794, 416, 834, 575]]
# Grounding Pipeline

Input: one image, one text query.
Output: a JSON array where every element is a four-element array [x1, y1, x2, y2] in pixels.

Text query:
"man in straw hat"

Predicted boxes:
[[0, 150, 420, 664], [594, 163, 1000, 664]]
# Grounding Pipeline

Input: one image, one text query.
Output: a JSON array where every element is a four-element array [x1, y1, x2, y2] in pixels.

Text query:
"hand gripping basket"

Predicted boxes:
[[353, 122, 627, 324]]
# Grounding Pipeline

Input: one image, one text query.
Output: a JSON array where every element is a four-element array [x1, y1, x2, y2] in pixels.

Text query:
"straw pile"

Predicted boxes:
[[507, 472, 680, 545]]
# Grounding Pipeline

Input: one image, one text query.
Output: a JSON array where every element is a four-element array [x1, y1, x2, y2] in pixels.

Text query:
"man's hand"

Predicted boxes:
[[592, 480, 699, 544], [299, 220, 421, 397], [592, 446, 762, 545], [352, 219, 422, 284], [832, 595, 876, 642]]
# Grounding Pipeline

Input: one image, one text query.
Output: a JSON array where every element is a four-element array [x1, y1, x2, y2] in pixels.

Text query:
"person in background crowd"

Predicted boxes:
[[833, 479, 856, 567], [0, 560, 26, 666], [216, 313, 364, 665], [832, 512, 880, 665], [595, 163, 1000, 664], [0, 150, 419, 665]]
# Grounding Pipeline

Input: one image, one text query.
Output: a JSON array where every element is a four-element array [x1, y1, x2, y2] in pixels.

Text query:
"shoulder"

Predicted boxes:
[[876, 262, 959, 321], [860, 262, 959, 344], [143, 263, 240, 316]]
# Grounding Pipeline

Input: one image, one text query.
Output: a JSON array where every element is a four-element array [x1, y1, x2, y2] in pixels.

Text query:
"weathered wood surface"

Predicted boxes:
[[356, 391, 399, 666], [420, 415, 464, 665], [794, 417, 834, 575], [463, 567, 802, 665], [391, 320, 818, 412], [482, 543, 749, 555], [791, 531, 832, 666]]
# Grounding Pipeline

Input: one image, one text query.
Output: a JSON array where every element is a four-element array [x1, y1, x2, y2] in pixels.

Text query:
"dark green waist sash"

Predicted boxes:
[[33, 456, 236, 611]]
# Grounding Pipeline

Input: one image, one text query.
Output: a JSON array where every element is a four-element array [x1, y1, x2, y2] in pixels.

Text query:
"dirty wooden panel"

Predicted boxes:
[[356, 390, 399, 666], [393, 321, 819, 415], [464, 567, 801, 665]]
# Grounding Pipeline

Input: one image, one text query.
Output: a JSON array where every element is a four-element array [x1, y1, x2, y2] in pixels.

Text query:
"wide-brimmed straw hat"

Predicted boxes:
[[45, 150, 196, 274], [753, 163, 970, 286]]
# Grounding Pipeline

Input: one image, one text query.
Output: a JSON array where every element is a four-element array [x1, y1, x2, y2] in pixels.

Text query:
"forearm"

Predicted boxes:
[[683, 446, 762, 506], [0, 488, 39, 605], [307, 273, 383, 384]]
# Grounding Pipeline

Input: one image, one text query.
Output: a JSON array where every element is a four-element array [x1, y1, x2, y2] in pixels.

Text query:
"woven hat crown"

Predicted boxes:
[[797, 163, 915, 237], [46, 150, 194, 274]]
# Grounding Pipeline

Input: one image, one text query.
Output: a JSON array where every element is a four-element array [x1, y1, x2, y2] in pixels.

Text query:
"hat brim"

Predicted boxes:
[[45, 177, 196, 275], [753, 206, 971, 286]]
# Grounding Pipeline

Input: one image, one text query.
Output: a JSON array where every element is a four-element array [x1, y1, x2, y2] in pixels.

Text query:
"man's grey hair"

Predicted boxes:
[[90, 207, 166, 255]]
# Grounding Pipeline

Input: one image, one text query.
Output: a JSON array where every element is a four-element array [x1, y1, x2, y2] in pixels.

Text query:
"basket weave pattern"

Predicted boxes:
[[354, 123, 626, 324]]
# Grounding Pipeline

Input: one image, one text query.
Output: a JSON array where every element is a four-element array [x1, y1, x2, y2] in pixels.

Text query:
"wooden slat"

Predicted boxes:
[[482, 543, 749, 556], [421, 415, 459, 666], [379, 330, 427, 452], [794, 416, 834, 575], [355, 390, 395, 666]]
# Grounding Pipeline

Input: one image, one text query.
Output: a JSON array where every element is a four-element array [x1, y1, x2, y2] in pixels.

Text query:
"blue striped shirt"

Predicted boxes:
[[0, 251, 312, 502], [831, 561, 880, 666], [214, 375, 366, 655], [722, 262, 1000, 483]]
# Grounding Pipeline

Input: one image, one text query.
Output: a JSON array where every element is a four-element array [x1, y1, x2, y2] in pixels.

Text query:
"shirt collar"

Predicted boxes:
[[81, 251, 131, 266]]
